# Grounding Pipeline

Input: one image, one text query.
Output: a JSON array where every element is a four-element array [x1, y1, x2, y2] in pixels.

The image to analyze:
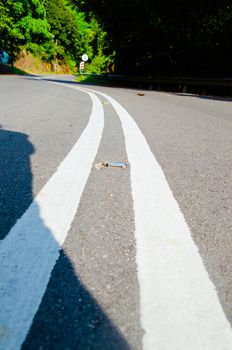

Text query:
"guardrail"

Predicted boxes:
[[80, 73, 232, 95], [109, 75, 232, 93]]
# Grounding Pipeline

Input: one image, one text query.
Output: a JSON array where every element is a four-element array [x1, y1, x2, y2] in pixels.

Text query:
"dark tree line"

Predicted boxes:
[[1, 0, 231, 75], [72, 0, 232, 76]]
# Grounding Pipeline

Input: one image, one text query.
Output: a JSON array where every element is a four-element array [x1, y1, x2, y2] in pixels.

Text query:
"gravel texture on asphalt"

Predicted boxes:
[[21, 85, 143, 350], [90, 85, 232, 325]]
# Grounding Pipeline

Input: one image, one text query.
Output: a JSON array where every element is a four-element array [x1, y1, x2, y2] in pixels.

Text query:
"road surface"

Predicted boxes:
[[0, 75, 232, 350]]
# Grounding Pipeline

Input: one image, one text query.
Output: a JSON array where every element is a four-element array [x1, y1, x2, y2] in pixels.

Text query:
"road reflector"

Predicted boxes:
[[106, 62, 115, 74]]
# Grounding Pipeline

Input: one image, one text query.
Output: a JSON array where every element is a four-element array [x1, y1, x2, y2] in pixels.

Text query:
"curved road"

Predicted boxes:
[[0, 75, 232, 350]]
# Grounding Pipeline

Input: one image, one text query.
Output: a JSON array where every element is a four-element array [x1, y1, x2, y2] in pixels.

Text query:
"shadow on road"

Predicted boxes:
[[23, 75, 133, 91], [0, 126, 130, 349], [172, 92, 232, 102], [0, 127, 35, 240], [29, 75, 232, 102], [23, 250, 130, 350]]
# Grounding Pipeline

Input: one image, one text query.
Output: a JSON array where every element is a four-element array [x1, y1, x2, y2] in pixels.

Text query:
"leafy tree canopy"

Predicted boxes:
[[0, 0, 112, 72], [72, 0, 232, 76]]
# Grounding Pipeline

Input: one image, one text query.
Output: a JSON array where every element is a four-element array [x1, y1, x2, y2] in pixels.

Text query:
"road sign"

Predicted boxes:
[[82, 54, 88, 62], [107, 62, 115, 74], [80, 61, 85, 71]]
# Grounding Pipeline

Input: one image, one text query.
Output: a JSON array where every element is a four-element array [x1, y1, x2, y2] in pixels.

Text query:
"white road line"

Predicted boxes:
[[78, 86, 232, 350], [0, 89, 104, 350]]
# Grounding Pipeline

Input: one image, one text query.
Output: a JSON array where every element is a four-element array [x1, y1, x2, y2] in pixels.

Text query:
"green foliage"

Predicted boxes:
[[1, 0, 231, 76], [85, 55, 108, 74], [0, 1, 23, 58], [72, 0, 232, 76], [43, 0, 112, 72], [0, 0, 114, 73], [18, 17, 53, 43], [0, 0, 53, 60], [73, 12, 113, 72], [44, 0, 78, 55]]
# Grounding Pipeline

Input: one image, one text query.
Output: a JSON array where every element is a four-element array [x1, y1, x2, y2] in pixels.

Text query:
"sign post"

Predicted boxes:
[[79, 54, 88, 74], [82, 54, 88, 62], [79, 61, 85, 73], [107, 62, 115, 74]]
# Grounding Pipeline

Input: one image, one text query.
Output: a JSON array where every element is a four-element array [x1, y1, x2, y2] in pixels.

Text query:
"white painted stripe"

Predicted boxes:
[[78, 87, 232, 350], [0, 90, 104, 350]]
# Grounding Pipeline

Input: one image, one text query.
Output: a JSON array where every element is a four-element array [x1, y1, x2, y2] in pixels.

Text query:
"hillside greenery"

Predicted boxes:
[[1, 0, 231, 76], [0, 0, 113, 73], [73, 0, 232, 77]]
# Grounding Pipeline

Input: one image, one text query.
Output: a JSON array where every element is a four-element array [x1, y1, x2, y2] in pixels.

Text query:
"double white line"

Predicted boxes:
[[0, 82, 232, 350]]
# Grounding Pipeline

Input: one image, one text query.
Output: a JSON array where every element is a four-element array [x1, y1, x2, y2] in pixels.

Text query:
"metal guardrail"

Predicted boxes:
[[79, 73, 232, 94], [108, 75, 232, 87]]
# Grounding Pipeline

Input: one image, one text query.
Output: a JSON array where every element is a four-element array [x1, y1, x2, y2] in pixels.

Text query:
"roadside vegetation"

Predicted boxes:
[[1, 0, 231, 77], [0, 0, 114, 74], [74, 0, 232, 77]]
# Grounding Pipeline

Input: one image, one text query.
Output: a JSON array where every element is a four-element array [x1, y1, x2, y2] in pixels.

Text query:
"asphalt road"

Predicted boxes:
[[0, 75, 232, 350]]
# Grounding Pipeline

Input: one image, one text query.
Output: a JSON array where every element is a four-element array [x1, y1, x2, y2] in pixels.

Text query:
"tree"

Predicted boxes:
[[0, 0, 53, 61], [44, 0, 79, 59], [0, 0, 23, 60], [71, 0, 232, 76]]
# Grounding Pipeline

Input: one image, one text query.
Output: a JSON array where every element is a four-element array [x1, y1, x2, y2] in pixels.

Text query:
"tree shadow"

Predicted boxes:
[[22, 250, 130, 350], [24, 75, 130, 91], [171, 92, 232, 102], [30, 75, 232, 100], [0, 127, 130, 349], [0, 63, 38, 76]]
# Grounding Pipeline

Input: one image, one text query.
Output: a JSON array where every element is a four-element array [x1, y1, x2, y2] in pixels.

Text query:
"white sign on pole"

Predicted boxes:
[[80, 61, 85, 71], [82, 54, 88, 62]]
